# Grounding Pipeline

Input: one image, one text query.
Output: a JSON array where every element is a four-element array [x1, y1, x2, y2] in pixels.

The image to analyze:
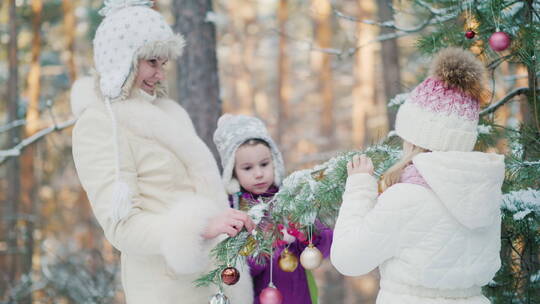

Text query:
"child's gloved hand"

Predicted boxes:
[[347, 154, 374, 176], [202, 208, 255, 239]]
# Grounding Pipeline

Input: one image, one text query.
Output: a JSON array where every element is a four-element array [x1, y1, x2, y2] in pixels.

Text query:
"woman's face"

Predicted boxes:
[[135, 58, 168, 95]]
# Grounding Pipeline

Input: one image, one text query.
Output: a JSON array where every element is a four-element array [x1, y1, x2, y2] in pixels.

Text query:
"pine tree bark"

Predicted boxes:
[[5, 0, 21, 290], [18, 1, 43, 302], [312, 0, 334, 149], [62, 0, 77, 83], [376, 0, 400, 130], [352, 0, 377, 148], [173, 0, 221, 160], [276, 0, 290, 145], [522, 0, 540, 160]]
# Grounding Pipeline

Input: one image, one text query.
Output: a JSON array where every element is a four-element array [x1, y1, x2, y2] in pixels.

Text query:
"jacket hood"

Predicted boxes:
[[413, 151, 505, 229]]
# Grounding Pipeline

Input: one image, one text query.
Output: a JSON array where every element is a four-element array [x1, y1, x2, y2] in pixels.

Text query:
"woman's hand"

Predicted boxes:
[[347, 154, 374, 176], [202, 208, 256, 239]]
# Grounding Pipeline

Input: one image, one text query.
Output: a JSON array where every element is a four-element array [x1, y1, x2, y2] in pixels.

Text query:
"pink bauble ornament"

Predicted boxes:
[[259, 284, 283, 304], [489, 31, 511, 51]]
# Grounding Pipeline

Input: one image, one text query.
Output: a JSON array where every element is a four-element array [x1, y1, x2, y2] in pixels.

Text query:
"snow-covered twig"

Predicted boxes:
[[0, 119, 26, 133], [0, 118, 76, 165]]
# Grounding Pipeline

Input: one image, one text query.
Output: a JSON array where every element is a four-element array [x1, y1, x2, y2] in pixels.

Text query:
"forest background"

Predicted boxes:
[[0, 0, 538, 303]]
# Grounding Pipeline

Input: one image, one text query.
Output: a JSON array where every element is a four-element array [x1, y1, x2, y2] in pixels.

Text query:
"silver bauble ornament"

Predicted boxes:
[[209, 292, 230, 304]]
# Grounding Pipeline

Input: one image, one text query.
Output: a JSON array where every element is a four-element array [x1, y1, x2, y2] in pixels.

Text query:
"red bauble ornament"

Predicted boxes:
[[221, 267, 240, 285], [489, 31, 511, 51], [465, 30, 476, 39], [259, 284, 283, 304]]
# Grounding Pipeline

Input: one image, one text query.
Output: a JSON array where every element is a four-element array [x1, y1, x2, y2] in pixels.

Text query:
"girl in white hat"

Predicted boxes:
[[70, 1, 254, 303], [331, 48, 505, 304]]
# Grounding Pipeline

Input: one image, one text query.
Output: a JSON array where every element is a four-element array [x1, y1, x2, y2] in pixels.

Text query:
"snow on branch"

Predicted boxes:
[[0, 119, 26, 133], [0, 118, 76, 165]]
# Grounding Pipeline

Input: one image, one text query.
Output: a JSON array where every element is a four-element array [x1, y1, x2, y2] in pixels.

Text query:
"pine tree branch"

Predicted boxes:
[[479, 87, 539, 116], [0, 118, 76, 165]]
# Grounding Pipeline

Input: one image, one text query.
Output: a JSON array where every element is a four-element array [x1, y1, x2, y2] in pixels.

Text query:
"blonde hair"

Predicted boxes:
[[380, 144, 429, 192]]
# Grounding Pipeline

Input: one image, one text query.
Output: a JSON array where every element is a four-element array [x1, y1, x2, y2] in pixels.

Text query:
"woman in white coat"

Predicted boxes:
[[71, 1, 254, 303], [331, 48, 505, 304]]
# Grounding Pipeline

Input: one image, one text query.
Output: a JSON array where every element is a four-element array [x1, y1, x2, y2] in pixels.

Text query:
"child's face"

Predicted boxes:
[[135, 58, 168, 95], [234, 143, 275, 195]]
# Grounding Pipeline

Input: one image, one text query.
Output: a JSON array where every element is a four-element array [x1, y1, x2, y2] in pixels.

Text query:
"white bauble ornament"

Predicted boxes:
[[299, 243, 323, 270]]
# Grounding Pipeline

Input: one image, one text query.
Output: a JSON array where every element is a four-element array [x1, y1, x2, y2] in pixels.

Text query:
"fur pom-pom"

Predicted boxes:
[[429, 47, 486, 101], [226, 178, 241, 195]]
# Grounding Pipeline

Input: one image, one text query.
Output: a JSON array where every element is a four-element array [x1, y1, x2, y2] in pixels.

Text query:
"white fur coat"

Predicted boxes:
[[71, 77, 253, 304]]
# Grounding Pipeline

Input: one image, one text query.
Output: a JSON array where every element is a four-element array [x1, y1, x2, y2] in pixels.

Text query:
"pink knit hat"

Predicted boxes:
[[395, 48, 486, 152]]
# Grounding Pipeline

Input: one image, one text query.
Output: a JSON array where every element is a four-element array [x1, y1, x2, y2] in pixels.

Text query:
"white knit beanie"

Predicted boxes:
[[213, 114, 285, 195], [395, 48, 486, 152], [91, 0, 185, 222]]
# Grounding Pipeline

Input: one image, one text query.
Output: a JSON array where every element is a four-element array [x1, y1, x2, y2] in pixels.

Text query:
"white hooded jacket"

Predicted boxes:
[[71, 78, 253, 304], [331, 151, 505, 304]]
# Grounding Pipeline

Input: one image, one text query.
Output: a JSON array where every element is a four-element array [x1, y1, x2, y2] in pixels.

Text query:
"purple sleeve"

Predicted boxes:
[[247, 256, 267, 277], [312, 220, 333, 258]]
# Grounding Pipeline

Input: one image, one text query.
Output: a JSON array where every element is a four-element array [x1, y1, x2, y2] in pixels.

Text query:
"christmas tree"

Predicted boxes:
[[411, 1, 539, 302]]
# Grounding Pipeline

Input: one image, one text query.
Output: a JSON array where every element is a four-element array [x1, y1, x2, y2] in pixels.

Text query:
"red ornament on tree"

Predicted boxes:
[[259, 283, 283, 304], [465, 30, 476, 39], [489, 31, 511, 51], [221, 267, 240, 285]]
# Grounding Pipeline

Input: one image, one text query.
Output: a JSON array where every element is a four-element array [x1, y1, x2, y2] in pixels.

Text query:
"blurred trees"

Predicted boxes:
[[1, 0, 536, 303]]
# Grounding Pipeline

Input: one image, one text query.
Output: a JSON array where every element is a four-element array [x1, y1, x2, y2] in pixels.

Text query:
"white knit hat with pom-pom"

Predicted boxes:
[[395, 47, 486, 152], [213, 114, 285, 195]]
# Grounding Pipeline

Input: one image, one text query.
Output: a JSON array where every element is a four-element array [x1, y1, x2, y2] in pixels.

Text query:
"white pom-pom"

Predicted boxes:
[[111, 180, 132, 222], [226, 178, 241, 195]]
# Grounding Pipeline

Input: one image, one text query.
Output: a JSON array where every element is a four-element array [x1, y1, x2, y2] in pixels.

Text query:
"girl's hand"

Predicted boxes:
[[347, 154, 374, 176], [202, 208, 256, 239]]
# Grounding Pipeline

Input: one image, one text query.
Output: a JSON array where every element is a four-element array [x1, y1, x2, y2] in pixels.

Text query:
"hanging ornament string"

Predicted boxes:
[[270, 244, 274, 284], [490, 0, 500, 32], [221, 240, 240, 285], [464, 1, 476, 39]]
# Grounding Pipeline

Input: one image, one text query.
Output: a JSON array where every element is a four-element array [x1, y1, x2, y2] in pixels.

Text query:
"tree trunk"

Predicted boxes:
[[62, 0, 77, 83], [376, 0, 400, 131], [173, 0, 221, 160], [18, 1, 43, 302], [5, 0, 21, 291], [352, 0, 377, 148], [276, 0, 290, 145], [312, 0, 334, 149]]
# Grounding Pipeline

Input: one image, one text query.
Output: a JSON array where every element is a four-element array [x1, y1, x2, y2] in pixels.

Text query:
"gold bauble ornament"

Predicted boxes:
[[239, 236, 257, 256], [299, 243, 323, 270], [278, 248, 298, 272]]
